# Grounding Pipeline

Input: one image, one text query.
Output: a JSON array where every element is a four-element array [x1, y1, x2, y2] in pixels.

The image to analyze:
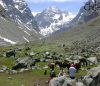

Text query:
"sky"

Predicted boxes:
[[25, 0, 88, 15]]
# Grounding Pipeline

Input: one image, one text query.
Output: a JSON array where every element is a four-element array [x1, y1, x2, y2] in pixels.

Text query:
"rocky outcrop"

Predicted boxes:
[[49, 66, 100, 86], [89, 72, 100, 86]]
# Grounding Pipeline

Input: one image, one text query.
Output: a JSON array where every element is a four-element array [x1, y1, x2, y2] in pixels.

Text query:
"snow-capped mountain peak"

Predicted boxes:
[[35, 6, 76, 36]]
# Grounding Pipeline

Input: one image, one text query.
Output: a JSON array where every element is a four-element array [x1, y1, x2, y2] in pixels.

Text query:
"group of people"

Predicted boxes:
[[46, 62, 76, 83]]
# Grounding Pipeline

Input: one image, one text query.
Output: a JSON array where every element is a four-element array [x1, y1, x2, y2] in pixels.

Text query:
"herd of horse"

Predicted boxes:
[[4, 47, 89, 72], [48, 58, 88, 72]]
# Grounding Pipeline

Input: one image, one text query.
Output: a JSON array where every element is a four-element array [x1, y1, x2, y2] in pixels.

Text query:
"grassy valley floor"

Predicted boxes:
[[0, 71, 49, 86]]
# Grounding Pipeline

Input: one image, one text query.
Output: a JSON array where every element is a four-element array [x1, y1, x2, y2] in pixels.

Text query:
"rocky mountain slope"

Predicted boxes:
[[52, 0, 100, 35], [0, 0, 39, 31], [0, 4, 40, 46], [35, 6, 75, 36], [70, 0, 100, 26], [46, 15, 100, 45], [45, 0, 100, 44]]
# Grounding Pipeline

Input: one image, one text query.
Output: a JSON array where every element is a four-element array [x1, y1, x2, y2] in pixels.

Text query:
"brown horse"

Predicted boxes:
[[74, 62, 81, 72], [62, 60, 70, 70], [63, 60, 81, 72], [55, 60, 71, 70]]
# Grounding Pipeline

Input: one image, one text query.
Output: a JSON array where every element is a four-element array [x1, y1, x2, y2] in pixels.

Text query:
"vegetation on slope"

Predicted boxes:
[[46, 16, 100, 45]]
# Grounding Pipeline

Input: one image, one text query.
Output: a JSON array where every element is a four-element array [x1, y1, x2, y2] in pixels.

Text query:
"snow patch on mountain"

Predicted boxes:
[[24, 31, 31, 36], [32, 12, 40, 16], [40, 23, 60, 36], [0, 0, 4, 7], [35, 6, 76, 36], [23, 36, 29, 42], [53, 14, 60, 19], [0, 36, 16, 44]]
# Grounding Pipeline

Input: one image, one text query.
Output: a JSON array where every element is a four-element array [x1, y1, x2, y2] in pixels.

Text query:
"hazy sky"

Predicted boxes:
[[25, 0, 88, 14]]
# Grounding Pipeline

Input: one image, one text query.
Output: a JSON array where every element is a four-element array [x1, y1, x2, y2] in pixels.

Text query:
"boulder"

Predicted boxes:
[[2, 65, 8, 71], [43, 65, 48, 69], [87, 57, 97, 64], [19, 68, 25, 73], [62, 78, 76, 86], [83, 75, 93, 86], [49, 75, 77, 86], [89, 72, 100, 86], [76, 82, 85, 86], [8, 77, 12, 80], [29, 52, 36, 56], [89, 66, 100, 77], [32, 66, 37, 70], [0, 70, 4, 73], [49, 75, 66, 86], [11, 70, 17, 74], [7, 69, 18, 74], [49, 66, 100, 86]]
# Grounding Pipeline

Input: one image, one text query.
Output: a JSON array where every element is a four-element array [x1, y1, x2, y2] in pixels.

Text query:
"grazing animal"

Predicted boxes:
[[63, 60, 81, 72], [62, 60, 70, 70], [79, 58, 88, 66], [55, 60, 63, 69], [74, 62, 81, 72], [6, 50, 16, 57], [55, 60, 71, 70]]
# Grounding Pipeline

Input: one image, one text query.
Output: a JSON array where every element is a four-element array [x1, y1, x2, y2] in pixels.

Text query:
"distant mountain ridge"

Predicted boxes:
[[35, 6, 76, 36]]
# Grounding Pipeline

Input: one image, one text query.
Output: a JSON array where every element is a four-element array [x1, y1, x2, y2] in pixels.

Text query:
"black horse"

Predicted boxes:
[[62, 60, 70, 70], [79, 58, 88, 66], [55, 60, 63, 69], [6, 50, 16, 57]]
